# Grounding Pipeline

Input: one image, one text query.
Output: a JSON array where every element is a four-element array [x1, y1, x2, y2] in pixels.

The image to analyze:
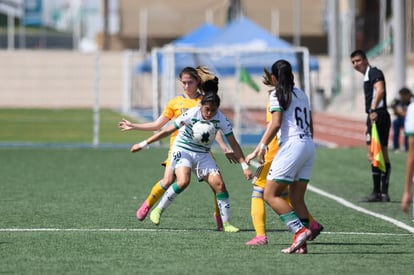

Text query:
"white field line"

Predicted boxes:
[[323, 231, 412, 236], [307, 184, 414, 234], [0, 228, 411, 237], [0, 228, 191, 232], [1, 186, 413, 235]]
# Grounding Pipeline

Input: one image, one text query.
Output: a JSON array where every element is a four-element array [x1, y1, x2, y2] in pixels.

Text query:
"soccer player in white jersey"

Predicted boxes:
[[248, 60, 314, 254], [130, 79, 253, 232], [401, 100, 414, 213]]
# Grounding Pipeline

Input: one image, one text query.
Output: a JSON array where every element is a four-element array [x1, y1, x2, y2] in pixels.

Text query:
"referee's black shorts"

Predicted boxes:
[[366, 108, 391, 146]]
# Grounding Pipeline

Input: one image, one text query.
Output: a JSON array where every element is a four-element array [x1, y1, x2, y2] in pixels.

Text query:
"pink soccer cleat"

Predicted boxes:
[[308, 220, 324, 241], [281, 226, 311, 254], [245, 235, 268, 246], [136, 201, 150, 221]]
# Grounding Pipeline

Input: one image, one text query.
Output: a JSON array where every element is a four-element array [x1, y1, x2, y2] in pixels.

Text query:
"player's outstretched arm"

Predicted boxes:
[[119, 116, 170, 132], [130, 124, 177, 153]]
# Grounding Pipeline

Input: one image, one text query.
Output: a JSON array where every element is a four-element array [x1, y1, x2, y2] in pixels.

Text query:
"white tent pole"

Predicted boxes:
[[122, 50, 133, 114], [93, 51, 101, 147], [234, 55, 242, 143], [301, 47, 311, 98], [271, 9, 280, 37], [7, 9, 15, 50], [151, 48, 159, 120], [139, 9, 148, 54]]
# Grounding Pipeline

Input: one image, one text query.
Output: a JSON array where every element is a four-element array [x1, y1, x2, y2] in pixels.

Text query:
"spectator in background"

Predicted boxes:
[[390, 87, 413, 152]]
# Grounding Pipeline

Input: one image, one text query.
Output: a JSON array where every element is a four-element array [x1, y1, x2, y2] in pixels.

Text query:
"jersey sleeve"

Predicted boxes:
[[369, 68, 385, 84], [269, 91, 283, 113], [162, 98, 177, 120], [265, 101, 272, 123], [217, 113, 233, 136]]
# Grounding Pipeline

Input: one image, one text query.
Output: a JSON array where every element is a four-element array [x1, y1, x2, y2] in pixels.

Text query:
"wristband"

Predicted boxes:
[[241, 162, 249, 170], [138, 140, 148, 148], [259, 143, 268, 151]]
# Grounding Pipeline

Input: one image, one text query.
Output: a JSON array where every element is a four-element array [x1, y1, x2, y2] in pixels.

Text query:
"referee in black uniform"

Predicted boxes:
[[350, 49, 391, 202]]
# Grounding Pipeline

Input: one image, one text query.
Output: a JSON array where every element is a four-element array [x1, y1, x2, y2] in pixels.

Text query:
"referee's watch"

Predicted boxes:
[[369, 108, 377, 113]]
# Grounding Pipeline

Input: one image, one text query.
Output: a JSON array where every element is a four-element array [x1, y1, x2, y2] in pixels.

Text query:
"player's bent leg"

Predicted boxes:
[[146, 179, 169, 207], [137, 179, 168, 221], [147, 166, 176, 206], [138, 166, 176, 221], [149, 182, 184, 225]]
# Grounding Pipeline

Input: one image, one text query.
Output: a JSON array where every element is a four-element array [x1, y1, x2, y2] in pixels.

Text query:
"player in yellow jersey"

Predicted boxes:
[[119, 66, 238, 231], [244, 68, 324, 246]]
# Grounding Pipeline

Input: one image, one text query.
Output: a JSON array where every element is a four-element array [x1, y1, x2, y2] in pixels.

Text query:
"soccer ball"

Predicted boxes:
[[192, 120, 216, 145]]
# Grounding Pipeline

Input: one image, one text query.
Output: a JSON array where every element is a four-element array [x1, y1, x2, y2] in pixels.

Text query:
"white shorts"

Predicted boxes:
[[171, 150, 220, 181], [267, 139, 315, 183]]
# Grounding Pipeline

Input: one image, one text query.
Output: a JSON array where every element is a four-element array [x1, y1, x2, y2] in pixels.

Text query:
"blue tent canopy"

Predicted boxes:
[[196, 17, 319, 74], [199, 17, 293, 48], [173, 23, 221, 46], [136, 17, 319, 75], [136, 23, 221, 74]]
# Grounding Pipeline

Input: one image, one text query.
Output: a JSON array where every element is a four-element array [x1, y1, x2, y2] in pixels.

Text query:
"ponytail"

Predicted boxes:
[[270, 60, 294, 110]]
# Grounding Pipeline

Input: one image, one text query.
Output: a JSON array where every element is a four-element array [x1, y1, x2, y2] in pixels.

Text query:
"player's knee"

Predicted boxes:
[[208, 177, 226, 193]]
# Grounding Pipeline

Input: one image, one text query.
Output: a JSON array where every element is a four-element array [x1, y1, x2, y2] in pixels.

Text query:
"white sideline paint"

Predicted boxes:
[[0, 186, 413, 235], [0, 228, 411, 236], [0, 228, 190, 232], [307, 184, 414, 234]]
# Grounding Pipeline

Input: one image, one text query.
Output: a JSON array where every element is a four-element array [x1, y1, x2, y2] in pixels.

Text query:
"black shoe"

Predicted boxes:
[[381, 193, 391, 202], [360, 193, 382, 202]]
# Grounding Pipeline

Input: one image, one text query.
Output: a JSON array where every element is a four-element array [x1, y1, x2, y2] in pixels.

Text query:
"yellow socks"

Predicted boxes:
[[146, 180, 167, 207], [251, 197, 266, 236]]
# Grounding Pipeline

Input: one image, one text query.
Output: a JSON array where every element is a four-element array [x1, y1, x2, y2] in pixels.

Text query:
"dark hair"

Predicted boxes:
[[270, 59, 294, 110], [200, 77, 220, 107], [262, 68, 275, 94], [350, 49, 367, 59], [200, 76, 219, 93], [399, 87, 412, 96]]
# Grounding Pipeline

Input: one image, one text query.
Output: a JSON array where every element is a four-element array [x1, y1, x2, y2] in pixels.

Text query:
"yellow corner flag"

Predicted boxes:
[[240, 67, 260, 92], [370, 122, 386, 172]]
